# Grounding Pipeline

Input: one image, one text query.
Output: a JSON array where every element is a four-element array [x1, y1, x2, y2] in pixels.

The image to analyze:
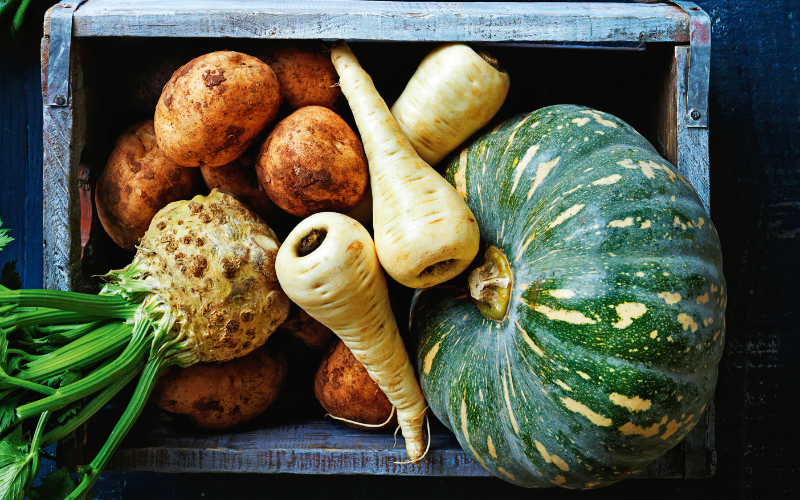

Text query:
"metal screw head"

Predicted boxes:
[[54, 95, 67, 106], [690, 109, 702, 120]]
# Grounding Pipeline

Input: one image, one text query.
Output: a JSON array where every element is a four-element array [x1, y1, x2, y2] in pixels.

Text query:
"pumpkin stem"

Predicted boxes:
[[468, 246, 512, 321]]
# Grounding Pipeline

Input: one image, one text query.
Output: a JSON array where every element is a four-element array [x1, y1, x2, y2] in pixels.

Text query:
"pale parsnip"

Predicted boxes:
[[275, 212, 427, 463], [391, 43, 510, 166], [331, 41, 480, 289]]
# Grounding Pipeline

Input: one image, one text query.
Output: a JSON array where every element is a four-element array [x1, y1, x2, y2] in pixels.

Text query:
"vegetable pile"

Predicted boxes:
[[0, 36, 725, 496]]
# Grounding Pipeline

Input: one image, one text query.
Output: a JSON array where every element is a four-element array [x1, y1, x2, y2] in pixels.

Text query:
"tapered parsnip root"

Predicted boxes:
[[391, 43, 510, 166], [330, 41, 480, 289], [275, 212, 428, 462]]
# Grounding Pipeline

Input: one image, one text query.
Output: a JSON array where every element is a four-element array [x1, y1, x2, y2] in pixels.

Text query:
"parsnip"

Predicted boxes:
[[331, 41, 480, 289], [275, 212, 427, 463], [391, 43, 510, 166]]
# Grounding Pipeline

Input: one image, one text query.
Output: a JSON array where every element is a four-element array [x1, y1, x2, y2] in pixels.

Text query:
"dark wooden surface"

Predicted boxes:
[[1, 0, 798, 498]]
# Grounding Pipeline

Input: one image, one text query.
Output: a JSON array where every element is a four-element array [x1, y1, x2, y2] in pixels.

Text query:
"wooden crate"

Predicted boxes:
[[42, 0, 715, 480]]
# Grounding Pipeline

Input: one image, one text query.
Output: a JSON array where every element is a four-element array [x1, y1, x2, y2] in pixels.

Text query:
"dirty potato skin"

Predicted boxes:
[[155, 51, 281, 167], [95, 120, 198, 252], [314, 339, 395, 430], [256, 41, 342, 110], [200, 149, 284, 222], [152, 344, 287, 429], [256, 106, 368, 217], [277, 303, 335, 350]]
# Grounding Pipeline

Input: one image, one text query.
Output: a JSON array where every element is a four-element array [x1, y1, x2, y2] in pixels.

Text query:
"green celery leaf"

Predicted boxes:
[[0, 391, 23, 435], [0, 262, 21, 291], [0, 218, 12, 252], [28, 467, 78, 500], [0, 427, 32, 500]]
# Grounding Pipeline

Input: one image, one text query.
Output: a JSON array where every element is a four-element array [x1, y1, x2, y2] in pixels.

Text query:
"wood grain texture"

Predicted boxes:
[[87, 410, 686, 478], [69, 0, 690, 42], [675, 44, 710, 212]]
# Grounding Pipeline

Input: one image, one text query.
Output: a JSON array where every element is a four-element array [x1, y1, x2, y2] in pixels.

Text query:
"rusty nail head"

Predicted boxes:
[[690, 109, 702, 120], [54, 95, 66, 106]]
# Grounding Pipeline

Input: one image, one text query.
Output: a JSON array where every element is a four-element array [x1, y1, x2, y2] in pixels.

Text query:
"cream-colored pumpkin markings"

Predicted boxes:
[[530, 120, 540, 129], [572, 117, 591, 127], [714, 330, 722, 341], [500, 115, 529, 158], [576, 371, 591, 380], [552, 475, 567, 486], [640, 161, 656, 179], [497, 467, 515, 481], [527, 157, 561, 200], [698, 217, 706, 228], [515, 233, 536, 263], [640, 220, 652, 229], [479, 389, 484, 402], [607, 217, 634, 228], [636, 271, 645, 277], [552, 456, 570, 472], [592, 174, 623, 186], [561, 398, 612, 427], [595, 130, 605, 135], [650, 330, 659, 339], [613, 302, 648, 329], [535, 440, 552, 463], [548, 204, 585, 229], [678, 313, 698, 333], [662, 419, 683, 440], [548, 289, 576, 299], [510, 144, 540, 195], [619, 421, 661, 438], [585, 482, 600, 488], [609, 393, 652, 411], [502, 374, 520, 434], [487, 435, 497, 458], [581, 109, 618, 128], [618, 159, 637, 170], [460, 399, 488, 469], [556, 380, 573, 392], [533, 304, 597, 325], [658, 292, 681, 305], [697, 293, 710, 304], [454, 149, 468, 198], [423, 341, 441, 375], [562, 184, 583, 196]]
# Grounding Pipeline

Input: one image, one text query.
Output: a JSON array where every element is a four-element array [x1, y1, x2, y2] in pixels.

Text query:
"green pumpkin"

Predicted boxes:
[[410, 105, 725, 489]]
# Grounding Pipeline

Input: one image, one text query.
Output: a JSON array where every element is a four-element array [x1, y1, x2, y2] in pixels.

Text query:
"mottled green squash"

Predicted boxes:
[[411, 105, 725, 489]]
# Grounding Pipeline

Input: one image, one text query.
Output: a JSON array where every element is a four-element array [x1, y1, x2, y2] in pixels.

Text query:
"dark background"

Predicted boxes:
[[1, 0, 797, 498]]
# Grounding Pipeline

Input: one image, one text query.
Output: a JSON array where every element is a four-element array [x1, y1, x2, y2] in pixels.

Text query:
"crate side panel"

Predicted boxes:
[[675, 44, 710, 212], [72, 0, 689, 42]]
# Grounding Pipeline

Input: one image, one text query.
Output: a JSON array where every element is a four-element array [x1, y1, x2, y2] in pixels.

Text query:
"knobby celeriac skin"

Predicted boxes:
[[391, 42, 511, 167], [0, 189, 290, 499], [411, 105, 725, 489], [275, 212, 428, 463], [121, 188, 291, 365], [330, 41, 480, 289]]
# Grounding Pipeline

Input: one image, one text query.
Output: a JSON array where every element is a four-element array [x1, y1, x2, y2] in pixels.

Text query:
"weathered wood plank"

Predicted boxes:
[[70, 1, 690, 42], [91, 410, 684, 477], [674, 44, 710, 212]]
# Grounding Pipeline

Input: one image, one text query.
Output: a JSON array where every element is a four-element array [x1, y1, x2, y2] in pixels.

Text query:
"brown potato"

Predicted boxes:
[[256, 41, 342, 110], [155, 51, 281, 167], [152, 344, 287, 430], [256, 106, 368, 217], [95, 120, 198, 252], [277, 303, 335, 350], [199, 148, 284, 222], [314, 339, 395, 430]]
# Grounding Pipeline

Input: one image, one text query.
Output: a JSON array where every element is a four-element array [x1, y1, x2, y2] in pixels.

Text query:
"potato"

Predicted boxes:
[[277, 303, 335, 350], [199, 148, 284, 222], [95, 120, 199, 252], [256, 41, 342, 110], [314, 339, 395, 430], [256, 106, 368, 217], [155, 51, 281, 167], [152, 344, 287, 430]]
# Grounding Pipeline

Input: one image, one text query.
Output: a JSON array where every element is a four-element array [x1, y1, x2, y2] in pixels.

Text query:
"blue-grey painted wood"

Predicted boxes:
[[68, 1, 690, 42]]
